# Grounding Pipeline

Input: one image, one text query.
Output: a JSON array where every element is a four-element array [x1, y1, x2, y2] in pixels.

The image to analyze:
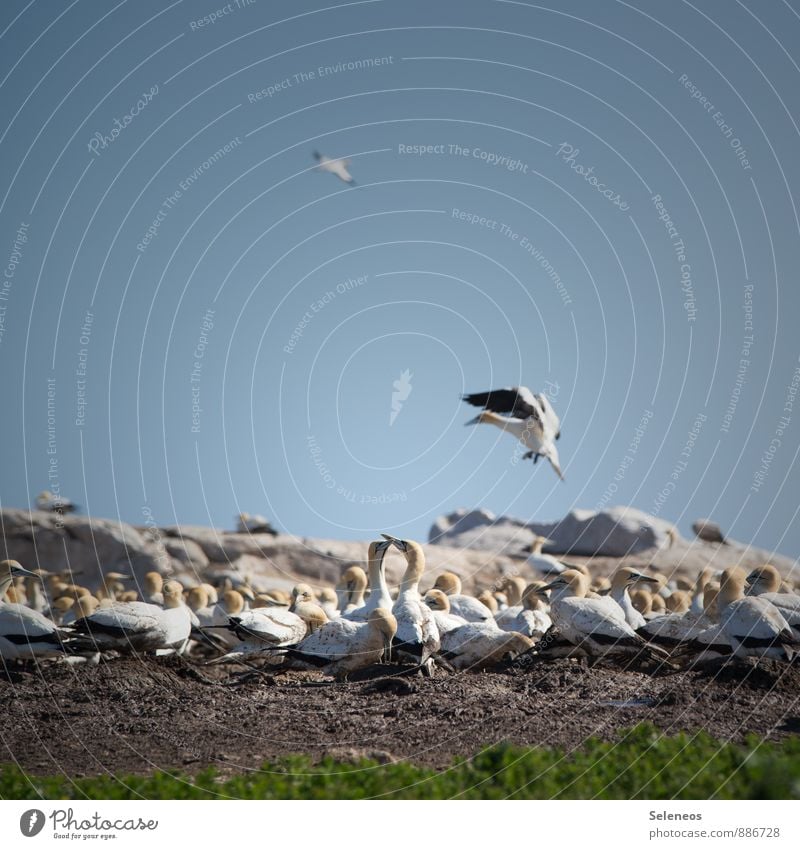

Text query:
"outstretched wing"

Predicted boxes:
[[462, 386, 540, 422]]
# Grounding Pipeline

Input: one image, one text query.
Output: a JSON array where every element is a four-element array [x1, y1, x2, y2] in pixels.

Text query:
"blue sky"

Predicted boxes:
[[1, 0, 799, 555]]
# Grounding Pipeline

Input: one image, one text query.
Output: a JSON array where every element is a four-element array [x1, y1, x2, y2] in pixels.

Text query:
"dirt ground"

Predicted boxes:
[[2, 654, 799, 777]]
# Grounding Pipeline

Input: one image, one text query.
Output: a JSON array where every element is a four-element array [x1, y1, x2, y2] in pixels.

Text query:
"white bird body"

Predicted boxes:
[[446, 594, 494, 624], [527, 552, 566, 575], [384, 538, 440, 665], [538, 571, 667, 660], [285, 609, 397, 679], [0, 603, 67, 660], [497, 607, 552, 638], [72, 601, 192, 653], [463, 386, 563, 479], [313, 151, 354, 184], [720, 597, 797, 659], [638, 611, 712, 645], [71, 581, 192, 653], [714, 567, 799, 660], [431, 572, 495, 624], [227, 607, 307, 648], [440, 621, 532, 670], [744, 565, 800, 627], [430, 608, 469, 636], [345, 541, 393, 621], [393, 590, 439, 662]]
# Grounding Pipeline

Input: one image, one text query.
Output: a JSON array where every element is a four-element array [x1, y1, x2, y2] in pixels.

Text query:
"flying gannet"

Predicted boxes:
[[313, 150, 355, 184], [463, 386, 564, 479]]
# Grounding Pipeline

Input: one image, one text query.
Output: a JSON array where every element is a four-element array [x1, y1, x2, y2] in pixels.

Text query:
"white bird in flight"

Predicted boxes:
[[313, 150, 355, 184], [463, 386, 564, 480]]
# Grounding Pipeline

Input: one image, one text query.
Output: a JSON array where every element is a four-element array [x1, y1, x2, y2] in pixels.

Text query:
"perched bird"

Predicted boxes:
[[424, 589, 470, 635], [536, 570, 669, 663], [317, 587, 340, 619], [345, 540, 393, 621], [745, 564, 800, 623], [336, 566, 368, 615], [384, 534, 440, 669], [141, 572, 164, 606], [692, 519, 726, 544], [463, 386, 563, 479], [431, 572, 494, 623], [35, 490, 78, 514], [524, 535, 566, 575], [439, 621, 533, 670], [608, 566, 661, 630], [313, 150, 355, 184], [0, 561, 70, 660], [70, 581, 194, 654], [236, 513, 277, 535], [495, 582, 552, 638], [282, 609, 397, 680], [711, 567, 799, 661]]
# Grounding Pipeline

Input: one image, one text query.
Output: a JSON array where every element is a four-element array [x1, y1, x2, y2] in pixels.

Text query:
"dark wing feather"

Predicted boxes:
[[462, 387, 538, 421]]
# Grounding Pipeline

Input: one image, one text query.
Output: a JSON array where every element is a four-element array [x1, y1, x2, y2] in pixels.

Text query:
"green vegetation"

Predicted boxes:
[[2, 726, 798, 800]]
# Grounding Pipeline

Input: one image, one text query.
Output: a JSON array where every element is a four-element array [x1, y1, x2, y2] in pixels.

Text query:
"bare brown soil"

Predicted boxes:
[[2, 655, 799, 776]]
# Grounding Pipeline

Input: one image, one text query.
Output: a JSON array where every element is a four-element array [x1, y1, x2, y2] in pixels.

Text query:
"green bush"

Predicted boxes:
[[2, 725, 798, 800]]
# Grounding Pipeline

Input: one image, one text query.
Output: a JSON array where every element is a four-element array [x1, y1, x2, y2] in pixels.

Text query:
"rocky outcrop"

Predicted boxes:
[[429, 506, 674, 556], [3, 507, 795, 598], [0, 510, 525, 596], [429, 506, 798, 579]]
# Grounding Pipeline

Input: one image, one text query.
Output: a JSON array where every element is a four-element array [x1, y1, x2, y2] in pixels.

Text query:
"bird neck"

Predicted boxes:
[[0, 574, 13, 600], [368, 555, 390, 601]]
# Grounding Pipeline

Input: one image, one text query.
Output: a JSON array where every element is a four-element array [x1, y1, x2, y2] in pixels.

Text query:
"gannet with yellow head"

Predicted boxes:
[[537, 569, 669, 662], [432, 571, 495, 624], [383, 534, 440, 669], [70, 580, 193, 653], [1, 560, 71, 660]]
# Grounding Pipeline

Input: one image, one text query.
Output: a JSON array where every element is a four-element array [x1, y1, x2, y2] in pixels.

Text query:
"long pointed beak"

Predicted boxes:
[[631, 573, 660, 584], [464, 415, 482, 426], [382, 635, 392, 663], [10, 564, 40, 579], [380, 533, 407, 551], [549, 459, 565, 481]]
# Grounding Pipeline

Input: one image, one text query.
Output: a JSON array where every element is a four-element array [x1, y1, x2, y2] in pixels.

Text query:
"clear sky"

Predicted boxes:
[[1, 0, 799, 556]]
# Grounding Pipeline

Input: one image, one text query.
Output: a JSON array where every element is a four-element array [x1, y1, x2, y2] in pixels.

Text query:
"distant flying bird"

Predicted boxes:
[[462, 386, 564, 480], [313, 150, 355, 184]]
